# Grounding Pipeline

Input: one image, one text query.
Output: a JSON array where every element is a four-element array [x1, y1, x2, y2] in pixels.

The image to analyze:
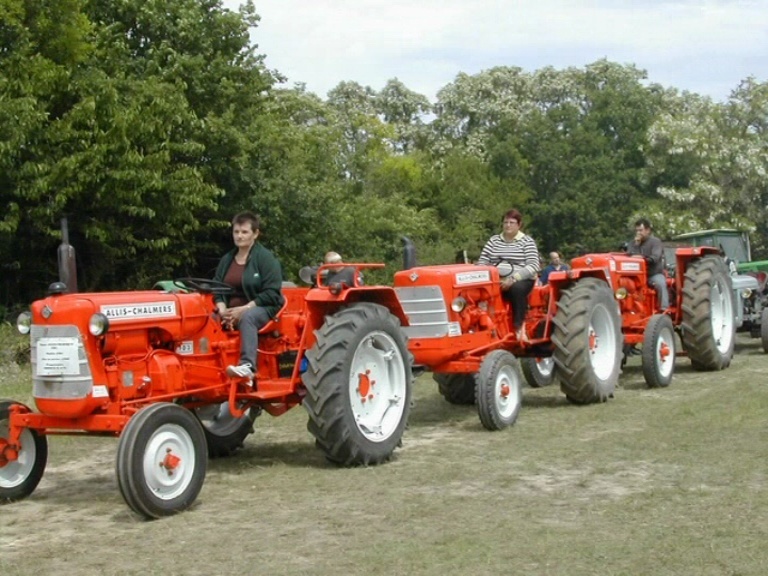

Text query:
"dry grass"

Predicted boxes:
[[1, 333, 767, 575]]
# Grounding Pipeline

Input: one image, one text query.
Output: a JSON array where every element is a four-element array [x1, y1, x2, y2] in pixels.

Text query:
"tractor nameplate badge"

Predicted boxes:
[[101, 301, 177, 321], [620, 261, 641, 272], [455, 271, 491, 285]]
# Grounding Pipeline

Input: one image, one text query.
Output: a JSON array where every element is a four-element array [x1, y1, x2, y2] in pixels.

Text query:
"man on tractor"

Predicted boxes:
[[628, 218, 669, 310]]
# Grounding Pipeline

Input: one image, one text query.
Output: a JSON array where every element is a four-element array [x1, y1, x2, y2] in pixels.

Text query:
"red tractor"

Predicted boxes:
[[393, 253, 624, 430], [594, 246, 736, 386], [2, 266, 413, 519], [393, 244, 735, 431]]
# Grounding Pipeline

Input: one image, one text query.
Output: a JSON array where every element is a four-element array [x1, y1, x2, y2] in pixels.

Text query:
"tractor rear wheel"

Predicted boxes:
[[641, 314, 676, 388], [302, 303, 413, 466], [681, 255, 735, 370], [0, 400, 48, 503], [434, 373, 476, 404], [761, 308, 768, 353], [552, 278, 622, 404], [475, 351, 523, 431], [193, 402, 258, 458], [521, 356, 555, 388], [116, 403, 207, 519]]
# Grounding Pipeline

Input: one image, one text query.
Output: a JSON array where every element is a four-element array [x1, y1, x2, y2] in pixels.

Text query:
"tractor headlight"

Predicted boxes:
[[89, 313, 110, 336], [16, 311, 32, 335], [741, 288, 752, 299], [451, 297, 467, 313], [614, 287, 628, 300]]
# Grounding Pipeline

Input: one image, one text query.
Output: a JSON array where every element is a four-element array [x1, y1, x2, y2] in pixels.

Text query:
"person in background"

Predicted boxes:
[[322, 251, 361, 286], [214, 211, 284, 380], [539, 251, 570, 285], [477, 208, 540, 342], [627, 217, 669, 310]]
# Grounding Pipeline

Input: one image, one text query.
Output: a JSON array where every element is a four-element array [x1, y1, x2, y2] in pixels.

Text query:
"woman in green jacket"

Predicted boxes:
[[213, 211, 284, 381]]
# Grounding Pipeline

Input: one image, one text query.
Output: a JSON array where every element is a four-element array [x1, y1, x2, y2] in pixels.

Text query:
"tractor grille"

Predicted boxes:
[[394, 286, 452, 338], [31, 325, 94, 399]]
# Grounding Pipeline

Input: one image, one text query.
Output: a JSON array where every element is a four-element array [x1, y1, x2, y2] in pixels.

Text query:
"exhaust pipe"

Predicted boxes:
[[57, 217, 78, 293], [401, 236, 416, 270]]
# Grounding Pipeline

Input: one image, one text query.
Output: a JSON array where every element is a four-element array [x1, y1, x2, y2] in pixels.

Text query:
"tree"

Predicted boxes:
[[643, 78, 768, 257]]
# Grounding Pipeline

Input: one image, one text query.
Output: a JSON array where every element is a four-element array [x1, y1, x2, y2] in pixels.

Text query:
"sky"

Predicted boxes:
[[225, 0, 767, 102]]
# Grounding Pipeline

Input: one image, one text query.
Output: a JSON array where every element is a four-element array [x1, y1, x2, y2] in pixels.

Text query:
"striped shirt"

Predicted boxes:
[[477, 232, 541, 281]]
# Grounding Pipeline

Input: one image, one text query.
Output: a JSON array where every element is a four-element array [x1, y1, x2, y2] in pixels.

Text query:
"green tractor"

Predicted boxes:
[[671, 229, 768, 351]]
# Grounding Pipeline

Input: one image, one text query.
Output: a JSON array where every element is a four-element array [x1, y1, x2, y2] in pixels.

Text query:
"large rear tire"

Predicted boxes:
[[641, 314, 676, 388], [681, 255, 735, 370], [520, 357, 555, 388], [552, 278, 622, 404], [116, 403, 207, 519], [302, 303, 413, 466], [0, 400, 48, 503], [433, 373, 476, 404], [193, 402, 258, 458], [761, 308, 768, 353], [475, 351, 523, 431]]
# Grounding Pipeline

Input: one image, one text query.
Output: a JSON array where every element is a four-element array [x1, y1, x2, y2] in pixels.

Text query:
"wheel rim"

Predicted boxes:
[[656, 326, 675, 379], [194, 402, 245, 436], [588, 304, 618, 381], [536, 357, 554, 377], [710, 279, 734, 354], [349, 330, 407, 442], [0, 427, 36, 489], [141, 423, 196, 501], [493, 363, 521, 419]]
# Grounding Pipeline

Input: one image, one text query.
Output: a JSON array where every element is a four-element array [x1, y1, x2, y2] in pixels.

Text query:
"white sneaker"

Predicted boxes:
[[226, 363, 254, 379]]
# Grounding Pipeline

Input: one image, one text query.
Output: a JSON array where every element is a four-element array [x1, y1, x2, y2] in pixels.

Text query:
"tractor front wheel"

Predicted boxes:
[[681, 255, 735, 370], [641, 314, 676, 388], [0, 400, 47, 503], [434, 373, 476, 404], [116, 403, 207, 519], [552, 278, 622, 404], [302, 303, 413, 466], [193, 402, 258, 458], [475, 351, 523, 431], [521, 356, 555, 388]]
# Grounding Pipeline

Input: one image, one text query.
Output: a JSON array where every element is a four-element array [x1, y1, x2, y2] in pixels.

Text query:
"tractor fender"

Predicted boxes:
[[304, 286, 409, 329], [547, 268, 613, 313]]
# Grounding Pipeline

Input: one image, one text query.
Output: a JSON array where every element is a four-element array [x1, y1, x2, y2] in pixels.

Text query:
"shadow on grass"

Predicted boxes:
[[217, 439, 329, 470], [408, 393, 478, 428], [521, 388, 570, 408]]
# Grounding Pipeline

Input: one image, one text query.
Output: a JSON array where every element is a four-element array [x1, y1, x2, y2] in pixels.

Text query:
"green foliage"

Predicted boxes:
[[2, 0, 764, 305]]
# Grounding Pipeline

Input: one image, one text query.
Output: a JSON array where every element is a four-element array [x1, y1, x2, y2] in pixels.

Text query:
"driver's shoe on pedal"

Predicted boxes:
[[227, 362, 254, 379]]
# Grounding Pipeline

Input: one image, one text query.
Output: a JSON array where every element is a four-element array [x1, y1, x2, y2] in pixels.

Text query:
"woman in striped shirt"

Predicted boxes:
[[477, 208, 541, 341]]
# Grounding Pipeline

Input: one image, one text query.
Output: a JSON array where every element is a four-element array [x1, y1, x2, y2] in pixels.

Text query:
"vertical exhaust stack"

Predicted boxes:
[[401, 236, 416, 270], [57, 217, 78, 293]]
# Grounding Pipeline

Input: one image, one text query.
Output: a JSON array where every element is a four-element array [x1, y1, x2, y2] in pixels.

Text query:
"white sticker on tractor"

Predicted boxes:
[[455, 271, 491, 285], [101, 301, 177, 321], [91, 385, 109, 398], [448, 322, 462, 337], [620, 261, 641, 272], [36, 337, 80, 376], [175, 341, 194, 355]]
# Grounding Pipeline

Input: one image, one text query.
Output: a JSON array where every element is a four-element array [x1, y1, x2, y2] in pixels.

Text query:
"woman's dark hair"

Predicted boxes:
[[501, 208, 523, 225], [232, 211, 261, 232]]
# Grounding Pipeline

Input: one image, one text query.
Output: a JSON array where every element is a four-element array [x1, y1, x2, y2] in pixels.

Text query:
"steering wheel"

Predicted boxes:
[[174, 277, 233, 295]]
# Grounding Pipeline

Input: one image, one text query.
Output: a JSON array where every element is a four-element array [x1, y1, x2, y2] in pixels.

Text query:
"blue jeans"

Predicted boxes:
[[238, 306, 272, 367], [649, 273, 669, 309]]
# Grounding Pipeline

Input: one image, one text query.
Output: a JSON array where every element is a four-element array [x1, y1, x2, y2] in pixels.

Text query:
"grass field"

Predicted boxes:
[[1, 328, 767, 576]]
